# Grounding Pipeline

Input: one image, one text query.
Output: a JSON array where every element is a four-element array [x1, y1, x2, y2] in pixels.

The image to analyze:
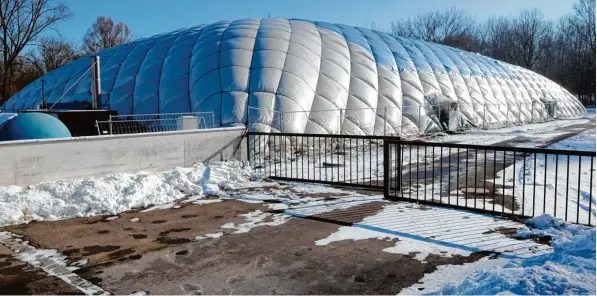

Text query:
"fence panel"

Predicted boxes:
[[385, 140, 596, 226], [248, 132, 392, 189], [96, 112, 215, 135], [249, 131, 595, 226]]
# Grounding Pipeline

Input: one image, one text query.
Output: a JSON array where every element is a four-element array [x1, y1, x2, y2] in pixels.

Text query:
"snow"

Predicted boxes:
[[436, 215, 596, 295], [492, 129, 596, 225], [313, 203, 551, 261], [549, 128, 595, 151], [129, 218, 139, 223], [398, 257, 509, 294], [0, 161, 255, 226]]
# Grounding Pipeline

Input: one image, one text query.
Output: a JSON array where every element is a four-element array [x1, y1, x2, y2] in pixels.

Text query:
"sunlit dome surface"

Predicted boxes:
[[2, 18, 586, 135]]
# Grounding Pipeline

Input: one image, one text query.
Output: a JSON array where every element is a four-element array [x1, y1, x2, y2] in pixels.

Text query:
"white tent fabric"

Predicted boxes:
[[2, 18, 586, 135]]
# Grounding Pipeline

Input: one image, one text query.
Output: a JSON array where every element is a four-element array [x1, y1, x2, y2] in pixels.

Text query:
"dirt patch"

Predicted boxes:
[[0, 200, 264, 268], [82, 245, 120, 256], [484, 227, 552, 246], [89, 203, 494, 295], [0, 253, 82, 295]]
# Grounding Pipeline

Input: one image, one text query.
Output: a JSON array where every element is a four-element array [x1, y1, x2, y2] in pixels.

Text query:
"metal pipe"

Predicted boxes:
[[91, 56, 101, 110]]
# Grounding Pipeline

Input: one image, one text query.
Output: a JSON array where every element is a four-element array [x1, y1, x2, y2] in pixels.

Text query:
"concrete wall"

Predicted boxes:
[[0, 127, 247, 186]]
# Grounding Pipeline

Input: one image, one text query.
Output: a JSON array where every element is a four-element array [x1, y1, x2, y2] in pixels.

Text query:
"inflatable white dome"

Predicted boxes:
[[2, 18, 586, 135]]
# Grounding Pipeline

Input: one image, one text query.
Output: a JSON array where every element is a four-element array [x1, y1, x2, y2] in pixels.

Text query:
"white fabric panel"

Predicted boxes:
[[305, 22, 350, 134], [357, 28, 402, 135], [273, 20, 321, 133], [377, 32, 427, 133], [338, 25, 378, 135]]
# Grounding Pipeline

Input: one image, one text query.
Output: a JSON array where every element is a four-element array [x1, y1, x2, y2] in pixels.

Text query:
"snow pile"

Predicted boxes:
[[0, 161, 257, 226], [437, 215, 596, 295]]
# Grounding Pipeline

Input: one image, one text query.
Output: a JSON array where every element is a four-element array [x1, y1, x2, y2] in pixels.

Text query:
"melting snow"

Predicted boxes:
[[0, 161, 255, 226], [436, 215, 596, 295]]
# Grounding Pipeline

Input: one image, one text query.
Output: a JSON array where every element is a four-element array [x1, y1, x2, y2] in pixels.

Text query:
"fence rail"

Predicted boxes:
[[247, 131, 596, 226], [96, 112, 215, 135]]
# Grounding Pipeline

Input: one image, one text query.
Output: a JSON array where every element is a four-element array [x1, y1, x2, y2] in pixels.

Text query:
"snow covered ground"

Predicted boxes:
[[311, 203, 550, 261], [435, 215, 595, 295], [0, 161, 260, 226], [494, 129, 596, 225]]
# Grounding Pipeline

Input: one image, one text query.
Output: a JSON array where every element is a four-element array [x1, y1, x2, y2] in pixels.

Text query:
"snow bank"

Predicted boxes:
[[0, 161, 256, 226], [437, 215, 596, 295]]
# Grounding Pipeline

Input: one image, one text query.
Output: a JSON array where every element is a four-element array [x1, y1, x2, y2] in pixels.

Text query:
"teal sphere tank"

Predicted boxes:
[[0, 112, 72, 141]]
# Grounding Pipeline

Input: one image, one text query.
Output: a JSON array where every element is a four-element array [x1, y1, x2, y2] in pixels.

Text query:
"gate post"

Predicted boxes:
[[246, 132, 251, 166], [383, 140, 390, 198]]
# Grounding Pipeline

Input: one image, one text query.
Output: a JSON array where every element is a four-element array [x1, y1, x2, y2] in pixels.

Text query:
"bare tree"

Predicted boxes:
[[0, 0, 71, 103], [477, 16, 516, 63], [510, 9, 553, 70], [83, 16, 132, 54], [27, 36, 79, 74], [391, 7, 476, 49]]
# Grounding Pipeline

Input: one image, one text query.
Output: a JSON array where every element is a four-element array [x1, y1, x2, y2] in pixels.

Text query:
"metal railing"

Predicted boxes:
[[95, 112, 215, 135], [248, 132, 389, 189], [384, 140, 595, 226], [247, 131, 596, 226]]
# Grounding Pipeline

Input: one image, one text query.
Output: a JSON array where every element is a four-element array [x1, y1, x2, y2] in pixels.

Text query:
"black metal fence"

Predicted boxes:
[[247, 132, 596, 226], [384, 140, 595, 226], [247, 132, 389, 189]]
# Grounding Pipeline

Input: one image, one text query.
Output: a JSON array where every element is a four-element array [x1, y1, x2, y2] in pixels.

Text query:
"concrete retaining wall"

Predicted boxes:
[[0, 127, 247, 186]]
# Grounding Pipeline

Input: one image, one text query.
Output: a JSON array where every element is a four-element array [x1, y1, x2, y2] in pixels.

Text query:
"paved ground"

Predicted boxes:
[[0, 183, 550, 295]]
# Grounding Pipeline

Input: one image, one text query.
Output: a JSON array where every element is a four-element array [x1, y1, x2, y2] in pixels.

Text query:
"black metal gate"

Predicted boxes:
[[247, 132, 595, 226]]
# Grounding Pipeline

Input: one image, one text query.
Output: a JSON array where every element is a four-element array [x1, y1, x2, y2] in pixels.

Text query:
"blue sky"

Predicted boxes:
[[56, 0, 576, 42]]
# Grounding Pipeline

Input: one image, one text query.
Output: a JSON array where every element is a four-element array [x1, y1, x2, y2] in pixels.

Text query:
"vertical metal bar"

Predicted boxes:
[[376, 141, 380, 187], [362, 138, 365, 185], [290, 136, 293, 179], [448, 147, 451, 204], [577, 155, 582, 224], [432, 146, 435, 201], [325, 136, 328, 181], [544, 152, 548, 214], [383, 140, 390, 198], [369, 140, 372, 187], [349, 138, 352, 183], [465, 148, 469, 208], [483, 149, 487, 210], [440, 147, 443, 203], [416, 145, 420, 201], [409, 145, 412, 198], [355, 138, 359, 184], [338, 138, 340, 183], [492, 149, 496, 213], [474, 149, 478, 209], [554, 154, 558, 217], [502, 150, 506, 215], [400, 143, 405, 199], [456, 148, 460, 206], [589, 158, 594, 226], [512, 151, 516, 214], [424, 146, 427, 201], [522, 152, 526, 216], [319, 136, 322, 181], [533, 153, 537, 216]]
